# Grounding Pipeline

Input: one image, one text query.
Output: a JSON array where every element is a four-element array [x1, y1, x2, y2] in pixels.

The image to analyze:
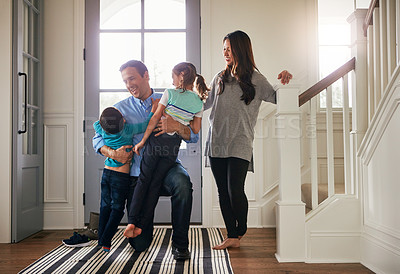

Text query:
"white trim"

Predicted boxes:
[[361, 98, 400, 164], [359, 55, 400, 161], [73, 0, 85, 229], [364, 219, 400, 242], [361, 231, 400, 257], [44, 124, 69, 203]]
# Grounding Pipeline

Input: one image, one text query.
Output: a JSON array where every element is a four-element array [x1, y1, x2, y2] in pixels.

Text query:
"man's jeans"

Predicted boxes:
[[128, 162, 193, 251], [98, 169, 133, 248]]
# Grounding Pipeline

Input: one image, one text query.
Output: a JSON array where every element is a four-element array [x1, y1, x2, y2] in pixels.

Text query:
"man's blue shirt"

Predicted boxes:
[[92, 91, 199, 176]]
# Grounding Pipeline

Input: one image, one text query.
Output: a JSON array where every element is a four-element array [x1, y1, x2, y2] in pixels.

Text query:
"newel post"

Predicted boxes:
[[275, 88, 305, 262]]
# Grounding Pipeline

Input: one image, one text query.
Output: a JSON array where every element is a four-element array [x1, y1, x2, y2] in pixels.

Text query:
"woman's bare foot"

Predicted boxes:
[[212, 238, 240, 250], [123, 224, 136, 238]]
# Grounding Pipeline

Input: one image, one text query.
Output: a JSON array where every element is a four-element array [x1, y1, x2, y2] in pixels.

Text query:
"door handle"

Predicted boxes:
[[18, 72, 27, 134]]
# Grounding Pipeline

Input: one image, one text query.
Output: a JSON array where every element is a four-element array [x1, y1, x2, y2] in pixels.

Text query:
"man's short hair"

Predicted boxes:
[[99, 107, 124, 134], [119, 60, 148, 77]]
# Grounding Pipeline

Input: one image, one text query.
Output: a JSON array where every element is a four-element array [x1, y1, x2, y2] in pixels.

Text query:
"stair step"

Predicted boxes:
[[301, 183, 345, 211]]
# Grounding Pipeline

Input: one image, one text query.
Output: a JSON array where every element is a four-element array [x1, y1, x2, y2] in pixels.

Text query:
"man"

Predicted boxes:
[[93, 60, 198, 260]]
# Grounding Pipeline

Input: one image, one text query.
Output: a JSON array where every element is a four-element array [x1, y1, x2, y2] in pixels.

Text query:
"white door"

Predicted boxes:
[[12, 0, 44, 242], [84, 0, 202, 224]]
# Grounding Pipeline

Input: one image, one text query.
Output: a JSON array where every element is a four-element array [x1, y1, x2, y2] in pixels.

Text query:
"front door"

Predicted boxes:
[[84, 0, 202, 224], [12, 0, 44, 242]]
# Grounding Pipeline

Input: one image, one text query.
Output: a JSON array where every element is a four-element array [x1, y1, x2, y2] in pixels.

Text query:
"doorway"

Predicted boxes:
[[84, 0, 202, 224]]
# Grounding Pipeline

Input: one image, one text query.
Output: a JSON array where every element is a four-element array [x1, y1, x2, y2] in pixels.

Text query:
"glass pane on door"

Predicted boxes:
[[100, 33, 141, 89], [32, 10, 39, 57], [32, 60, 39, 106], [99, 92, 131, 114], [22, 106, 28, 155], [144, 0, 185, 29], [23, 4, 29, 53], [100, 0, 141, 30], [31, 109, 38, 154], [144, 32, 186, 88]]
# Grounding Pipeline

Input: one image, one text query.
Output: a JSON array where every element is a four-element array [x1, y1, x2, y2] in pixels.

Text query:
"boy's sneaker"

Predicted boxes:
[[62, 232, 91, 247]]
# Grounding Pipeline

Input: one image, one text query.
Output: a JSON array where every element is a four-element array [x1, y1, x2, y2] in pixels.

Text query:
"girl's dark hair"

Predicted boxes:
[[99, 107, 124, 134], [173, 62, 209, 100], [219, 30, 258, 105]]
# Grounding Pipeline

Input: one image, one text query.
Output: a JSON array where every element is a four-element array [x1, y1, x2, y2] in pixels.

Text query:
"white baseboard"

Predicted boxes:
[[307, 231, 360, 262], [361, 233, 400, 274]]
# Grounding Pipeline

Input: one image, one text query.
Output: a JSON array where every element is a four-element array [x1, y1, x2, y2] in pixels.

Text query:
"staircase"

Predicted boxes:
[[301, 183, 345, 213], [275, 0, 400, 266]]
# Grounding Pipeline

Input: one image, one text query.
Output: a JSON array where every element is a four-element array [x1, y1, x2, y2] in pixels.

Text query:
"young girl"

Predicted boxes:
[[123, 62, 209, 238]]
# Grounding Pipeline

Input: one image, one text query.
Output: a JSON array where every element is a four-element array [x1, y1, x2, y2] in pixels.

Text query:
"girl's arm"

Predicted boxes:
[[129, 98, 159, 134], [133, 103, 166, 155], [189, 116, 202, 134]]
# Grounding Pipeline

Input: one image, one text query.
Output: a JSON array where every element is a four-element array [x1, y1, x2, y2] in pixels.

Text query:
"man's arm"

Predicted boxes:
[[154, 114, 199, 143], [93, 132, 133, 164], [100, 145, 133, 164]]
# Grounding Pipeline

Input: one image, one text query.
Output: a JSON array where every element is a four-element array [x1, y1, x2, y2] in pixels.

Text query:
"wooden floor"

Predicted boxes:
[[0, 228, 374, 274]]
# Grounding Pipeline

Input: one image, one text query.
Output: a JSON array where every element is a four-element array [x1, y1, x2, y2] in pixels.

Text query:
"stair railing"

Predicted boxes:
[[363, 0, 399, 123], [299, 58, 355, 211]]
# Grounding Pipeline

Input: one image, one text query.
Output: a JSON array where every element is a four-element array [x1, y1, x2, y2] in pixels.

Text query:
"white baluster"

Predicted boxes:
[[387, 0, 397, 76], [367, 26, 375, 122], [310, 97, 318, 209], [373, 8, 382, 108], [396, 0, 400, 65], [380, 0, 389, 92], [342, 75, 351, 194], [326, 86, 335, 197]]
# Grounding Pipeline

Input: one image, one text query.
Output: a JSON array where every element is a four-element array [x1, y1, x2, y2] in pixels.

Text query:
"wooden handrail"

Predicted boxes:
[[363, 0, 379, 36], [298, 57, 356, 107]]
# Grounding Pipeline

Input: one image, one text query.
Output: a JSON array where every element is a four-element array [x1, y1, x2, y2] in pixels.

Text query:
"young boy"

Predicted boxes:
[[93, 99, 157, 252]]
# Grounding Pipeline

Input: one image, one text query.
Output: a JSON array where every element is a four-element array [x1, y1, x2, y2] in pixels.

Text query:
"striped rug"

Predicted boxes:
[[19, 228, 234, 274]]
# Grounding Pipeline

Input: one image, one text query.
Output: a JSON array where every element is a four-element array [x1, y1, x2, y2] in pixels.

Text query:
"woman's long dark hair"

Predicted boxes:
[[218, 30, 258, 105]]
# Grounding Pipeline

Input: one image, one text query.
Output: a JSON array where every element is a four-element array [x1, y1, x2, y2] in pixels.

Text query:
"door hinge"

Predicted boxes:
[[83, 48, 86, 61], [83, 120, 86, 132], [83, 193, 86, 205]]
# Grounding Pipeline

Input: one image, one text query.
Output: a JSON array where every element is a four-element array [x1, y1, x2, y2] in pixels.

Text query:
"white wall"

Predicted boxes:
[[359, 71, 400, 273], [0, 0, 12, 243], [42, 0, 85, 229], [200, 0, 318, 227]]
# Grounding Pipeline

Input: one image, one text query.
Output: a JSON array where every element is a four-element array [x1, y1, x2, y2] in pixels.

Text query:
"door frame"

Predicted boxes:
[[83, 0, 202, 224]]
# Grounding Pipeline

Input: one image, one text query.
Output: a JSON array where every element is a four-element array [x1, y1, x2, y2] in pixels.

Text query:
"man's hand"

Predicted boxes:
[[154, 114, 191, 140], [100, 145, 133, 164], [277, 70, 293, 85]]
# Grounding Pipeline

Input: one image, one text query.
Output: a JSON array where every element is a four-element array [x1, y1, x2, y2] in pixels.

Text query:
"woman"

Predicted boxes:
[[204, 30, 292, 250]]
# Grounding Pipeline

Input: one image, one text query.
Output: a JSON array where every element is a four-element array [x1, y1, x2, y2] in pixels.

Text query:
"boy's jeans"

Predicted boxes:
[[98, 168, 132, 248]]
